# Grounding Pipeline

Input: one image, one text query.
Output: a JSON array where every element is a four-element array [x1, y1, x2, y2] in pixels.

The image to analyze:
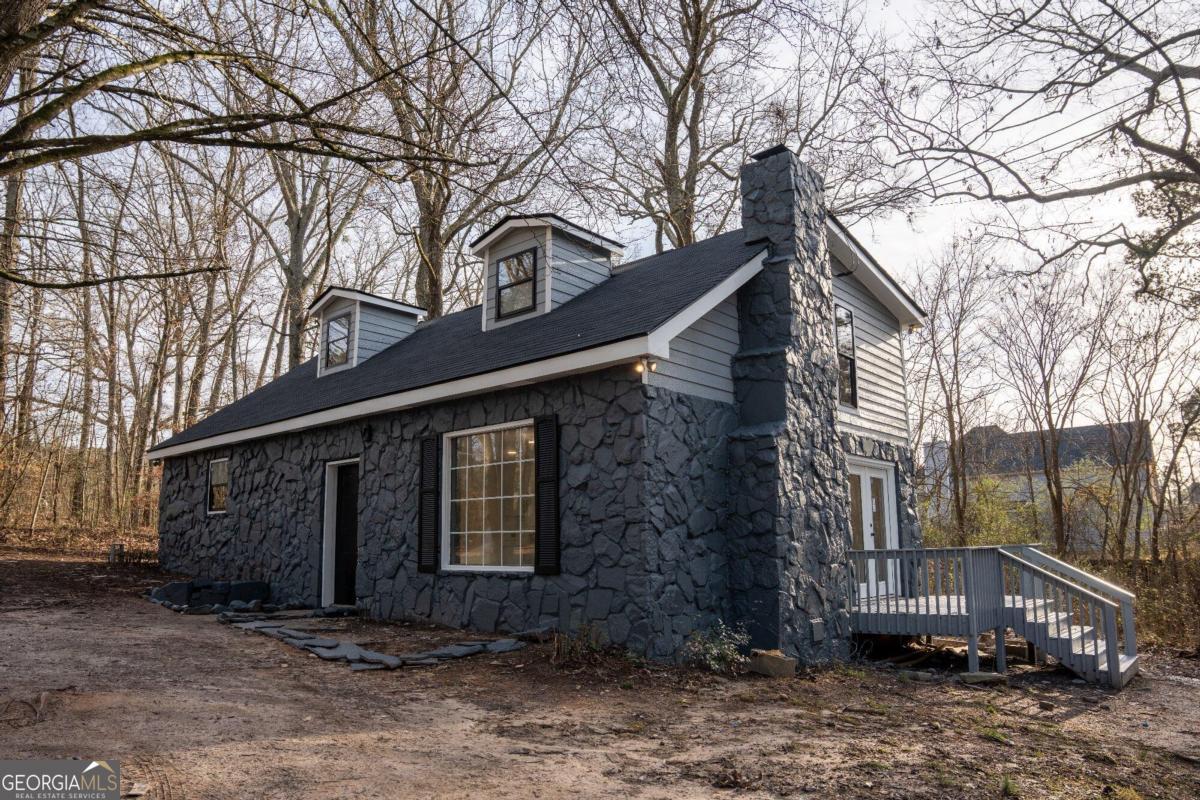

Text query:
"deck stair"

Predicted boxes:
[[848, 545, 1139, 688]]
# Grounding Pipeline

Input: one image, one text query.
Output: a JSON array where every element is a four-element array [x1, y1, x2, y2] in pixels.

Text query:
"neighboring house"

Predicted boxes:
[[150, 146, 927, 663], [925, 422, 1155, 553]]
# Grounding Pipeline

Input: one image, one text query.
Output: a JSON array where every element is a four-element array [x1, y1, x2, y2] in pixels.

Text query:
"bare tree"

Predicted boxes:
[[910, 230, 999, 543], [881, 0, 1200, 307], [988, 264, 1119, 554], [314, 0, 595, 315]]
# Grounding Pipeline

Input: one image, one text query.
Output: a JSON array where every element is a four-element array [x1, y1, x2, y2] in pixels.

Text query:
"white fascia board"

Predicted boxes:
[[148, 337, 654, 460], [646, 249, 766, 355], [469, 217, 625, 258], [825, 218, 925, 329], [150, 250, 766, 460], [310, 288, 426, 319]]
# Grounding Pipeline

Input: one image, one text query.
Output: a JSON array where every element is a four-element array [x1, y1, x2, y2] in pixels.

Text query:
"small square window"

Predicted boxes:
[[496, 249, 536, 318], [208, 458, 230, 513], [324, 312, 352, 368]]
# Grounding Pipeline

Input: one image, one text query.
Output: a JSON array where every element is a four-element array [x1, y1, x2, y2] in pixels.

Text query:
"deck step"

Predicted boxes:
[[1097, 654, 1140, 688]]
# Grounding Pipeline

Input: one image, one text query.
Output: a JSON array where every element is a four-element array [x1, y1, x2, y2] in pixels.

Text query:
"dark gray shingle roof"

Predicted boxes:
[[151, 230, 761, 453]]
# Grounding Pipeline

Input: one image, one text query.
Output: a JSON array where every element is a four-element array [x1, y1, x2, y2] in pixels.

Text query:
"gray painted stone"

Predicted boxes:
[[158, 156, 922, 665]]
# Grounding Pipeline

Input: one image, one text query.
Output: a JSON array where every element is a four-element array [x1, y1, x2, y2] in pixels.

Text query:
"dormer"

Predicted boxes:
[[308, 287, 426, 377], [468, 214, 624, 331]]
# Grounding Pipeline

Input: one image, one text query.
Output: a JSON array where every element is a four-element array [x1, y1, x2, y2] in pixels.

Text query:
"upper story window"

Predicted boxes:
[[208, 458, 229, 514], [835, 304, 857, 407], [496, 248, 536, 318], [324, 311, 353, 369], [443, 420, 535, 572]]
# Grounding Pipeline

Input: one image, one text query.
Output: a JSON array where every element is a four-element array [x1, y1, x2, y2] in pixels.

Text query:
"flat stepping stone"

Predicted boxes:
[[273, 628, 314, 640], [485, 639, 526, 654], [425, 643, 485, 659], [232, 620, 286, 631], [309, 642, 365, 662], [401, 658, 441, 667], [293, 637, 340, 649], [351, 662, 387, 671], [359, 650, 402, 669]]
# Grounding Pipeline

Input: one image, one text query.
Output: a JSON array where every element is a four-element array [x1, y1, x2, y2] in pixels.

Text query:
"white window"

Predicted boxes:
[[442, 420, 535, 572], [208, 458, 230, 514], [324, 311, 353, 369]]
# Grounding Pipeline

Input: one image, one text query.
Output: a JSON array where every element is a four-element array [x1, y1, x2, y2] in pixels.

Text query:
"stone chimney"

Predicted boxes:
[[727, 145, 852, 662]]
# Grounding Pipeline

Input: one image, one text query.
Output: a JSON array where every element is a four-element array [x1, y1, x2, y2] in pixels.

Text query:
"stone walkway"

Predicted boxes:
[[229, 618, 526, 671]]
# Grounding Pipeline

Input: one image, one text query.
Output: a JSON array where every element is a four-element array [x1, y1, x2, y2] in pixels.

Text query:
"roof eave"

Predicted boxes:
[[826, 215, 926, 329], [147, 247, 766, 461], [468, 215, 625, 258]]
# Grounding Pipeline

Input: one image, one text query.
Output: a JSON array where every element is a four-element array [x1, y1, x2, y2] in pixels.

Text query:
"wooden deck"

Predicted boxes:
[[847, 546, 1140, 687]]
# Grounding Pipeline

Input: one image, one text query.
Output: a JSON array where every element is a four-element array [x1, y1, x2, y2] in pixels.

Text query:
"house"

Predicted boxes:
[[924, 422, 1154, 553], [148, 145, 927, 663]]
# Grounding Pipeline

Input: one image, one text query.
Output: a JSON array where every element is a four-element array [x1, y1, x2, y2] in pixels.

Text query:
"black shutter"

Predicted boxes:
[[418, 434, 440, 574], [533, 415, 560, 575]]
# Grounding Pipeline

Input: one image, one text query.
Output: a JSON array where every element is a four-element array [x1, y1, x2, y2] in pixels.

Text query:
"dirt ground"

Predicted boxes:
[[1, 547, 1198, 799]]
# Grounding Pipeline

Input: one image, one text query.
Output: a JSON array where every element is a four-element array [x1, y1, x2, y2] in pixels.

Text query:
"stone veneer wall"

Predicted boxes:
[[727, 147, 853, 662], [159, 367, 740, 657], [841, 432, 922, 550], [639, 386, 738, 658]]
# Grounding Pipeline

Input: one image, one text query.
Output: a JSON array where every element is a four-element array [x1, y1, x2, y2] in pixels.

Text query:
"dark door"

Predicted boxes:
[[333, 463, 359, 605]]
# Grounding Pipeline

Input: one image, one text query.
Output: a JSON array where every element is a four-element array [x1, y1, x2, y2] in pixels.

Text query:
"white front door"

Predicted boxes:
[[847, 459, 900, 598]]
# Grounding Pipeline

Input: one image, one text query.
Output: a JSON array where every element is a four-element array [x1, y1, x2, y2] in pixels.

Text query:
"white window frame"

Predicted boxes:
[[319, 305, 358, 377], [322, 457, 361, 606], [834, 303, 858, 409], [207, 457, 230, 515], [440, 418, 536, 574]]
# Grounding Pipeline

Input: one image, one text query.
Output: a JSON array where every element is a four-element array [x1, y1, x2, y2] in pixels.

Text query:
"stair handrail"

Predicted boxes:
[[999, 549, 1123, 685], [1000, 545, 1134, 602], [998, 549, 1118, 610], [1000, 545, 1137, 658]]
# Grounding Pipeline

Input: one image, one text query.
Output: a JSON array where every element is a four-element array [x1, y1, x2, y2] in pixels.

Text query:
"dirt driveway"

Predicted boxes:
[[1, 547, 1198, 799]]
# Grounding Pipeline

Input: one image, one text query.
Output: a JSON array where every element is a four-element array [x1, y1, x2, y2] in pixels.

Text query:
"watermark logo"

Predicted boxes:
[[0, 759, 119, 800]]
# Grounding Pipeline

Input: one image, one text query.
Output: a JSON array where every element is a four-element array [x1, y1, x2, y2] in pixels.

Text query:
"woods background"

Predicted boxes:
[[0, 0, 1197, 645]]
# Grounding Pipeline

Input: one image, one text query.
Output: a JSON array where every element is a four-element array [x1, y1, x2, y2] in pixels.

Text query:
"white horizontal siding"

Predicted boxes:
[[833, 264, 911, 443], [647, 296, 739, 404]]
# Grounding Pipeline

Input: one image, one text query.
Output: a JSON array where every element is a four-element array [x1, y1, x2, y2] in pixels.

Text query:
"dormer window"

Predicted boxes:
[[308, 287, 425, 377], [497, 248, 537, 318], [469, 214, 624, 332], [324, 312, 353, 368]]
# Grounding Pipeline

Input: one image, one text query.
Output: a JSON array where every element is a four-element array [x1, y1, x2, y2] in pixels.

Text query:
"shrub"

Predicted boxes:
[[683, 620, 750, 674]]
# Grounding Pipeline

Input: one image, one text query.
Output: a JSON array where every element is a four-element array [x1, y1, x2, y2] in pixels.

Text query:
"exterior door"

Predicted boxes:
[[847, 460, 899, 598], [333, 463, 359, 605]]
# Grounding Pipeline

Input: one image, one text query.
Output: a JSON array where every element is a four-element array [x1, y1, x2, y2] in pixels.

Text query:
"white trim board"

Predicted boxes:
[[439, 419, 537, 575], [310, 287, 426, 318], [148, 251, 767, 460], [321, 457, 360, 607], [470, 216, 624, 258], [826, 217, 925, 329]]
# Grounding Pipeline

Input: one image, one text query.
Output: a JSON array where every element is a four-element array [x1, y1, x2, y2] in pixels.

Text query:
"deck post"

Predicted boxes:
[[967, 634, 979, 673], [994, 627, 1006, 673]]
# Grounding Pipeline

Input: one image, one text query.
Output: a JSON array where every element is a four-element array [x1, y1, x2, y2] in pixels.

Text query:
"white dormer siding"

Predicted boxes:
[[310, 287, 425, 377]]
